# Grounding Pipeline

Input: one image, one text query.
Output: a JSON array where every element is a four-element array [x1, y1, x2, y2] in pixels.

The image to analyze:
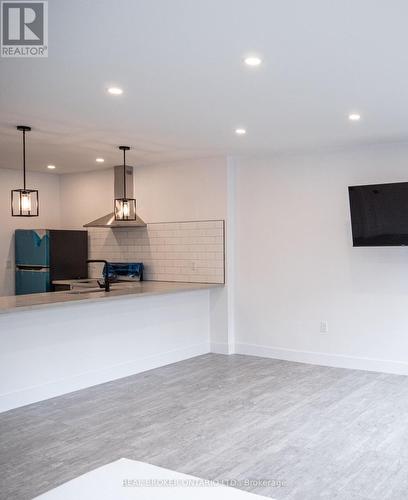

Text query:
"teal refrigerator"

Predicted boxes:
[[15, 229, 88, 295]]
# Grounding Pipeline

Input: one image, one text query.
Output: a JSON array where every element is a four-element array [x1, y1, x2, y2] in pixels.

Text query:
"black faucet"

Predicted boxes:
[[86, 260, 110, 292]]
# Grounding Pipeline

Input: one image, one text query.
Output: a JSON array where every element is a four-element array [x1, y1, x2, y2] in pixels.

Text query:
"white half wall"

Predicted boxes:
[[234, 144, 408, 374], [0, 289, 211, 412], [0, 168, 61, 297]]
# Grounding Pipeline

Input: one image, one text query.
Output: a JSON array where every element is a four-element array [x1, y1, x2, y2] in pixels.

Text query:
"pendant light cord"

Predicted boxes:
[[22, 129, 26, 190], [123, 148, 127, 199]]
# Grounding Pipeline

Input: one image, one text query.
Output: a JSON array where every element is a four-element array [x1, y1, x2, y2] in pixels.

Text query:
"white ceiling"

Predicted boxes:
[[1, 0, 408, 173]]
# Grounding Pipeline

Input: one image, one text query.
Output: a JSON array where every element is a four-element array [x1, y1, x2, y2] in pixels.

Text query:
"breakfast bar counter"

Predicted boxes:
[[0, 281, 225, 413], [0, 281, 222, 314]]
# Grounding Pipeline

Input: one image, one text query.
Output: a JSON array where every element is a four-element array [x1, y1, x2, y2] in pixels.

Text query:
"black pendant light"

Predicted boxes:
[[114, 146, 137, 221], [11, 126, 39, 217]]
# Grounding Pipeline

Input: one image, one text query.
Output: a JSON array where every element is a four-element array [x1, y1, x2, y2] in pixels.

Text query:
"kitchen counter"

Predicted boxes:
[[0, 279, 224, 412], [0, 281, 222, 314]]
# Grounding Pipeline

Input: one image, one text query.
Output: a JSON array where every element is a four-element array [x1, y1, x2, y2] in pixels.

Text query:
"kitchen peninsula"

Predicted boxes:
[[1, 216, 227, 413], [0, 281, 224, 413]]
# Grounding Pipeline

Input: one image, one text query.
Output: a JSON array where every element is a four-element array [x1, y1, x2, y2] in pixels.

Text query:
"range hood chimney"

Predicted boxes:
[[84, 166, 146, 228]]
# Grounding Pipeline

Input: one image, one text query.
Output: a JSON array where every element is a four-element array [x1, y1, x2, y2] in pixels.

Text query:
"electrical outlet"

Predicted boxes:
[[320, 321, 329, 334], [5, 260, 12, 270]]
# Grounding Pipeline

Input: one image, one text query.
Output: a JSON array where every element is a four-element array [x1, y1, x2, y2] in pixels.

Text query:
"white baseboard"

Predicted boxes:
[[5, 340, 406, 413], [0, 342, 211, 413], [235, 342, 408, 376]]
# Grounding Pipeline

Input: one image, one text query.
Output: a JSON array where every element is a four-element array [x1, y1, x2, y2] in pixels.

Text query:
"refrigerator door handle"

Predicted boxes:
[[16, 265, 50, 272]]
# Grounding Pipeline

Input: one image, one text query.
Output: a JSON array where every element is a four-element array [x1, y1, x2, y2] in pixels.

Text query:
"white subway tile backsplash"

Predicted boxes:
[[87, 220, 225, 284]]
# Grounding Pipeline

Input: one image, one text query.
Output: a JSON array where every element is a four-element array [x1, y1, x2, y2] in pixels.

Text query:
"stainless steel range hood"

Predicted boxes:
[[84, 165, 146, 228]]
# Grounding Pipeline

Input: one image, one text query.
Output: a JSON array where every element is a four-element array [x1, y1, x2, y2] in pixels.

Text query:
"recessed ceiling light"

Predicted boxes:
[[349, 113, 361, 121], [107, 87, 123, 95], [235, 128, 247, 135], [47, 165, 56, 170], [96, 158, 105, 163], [244, 56, 262, 67]]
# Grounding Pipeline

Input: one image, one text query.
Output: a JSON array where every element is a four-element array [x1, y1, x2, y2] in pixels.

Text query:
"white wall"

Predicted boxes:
[[0, 289, 210, 412], [0, 168, 61, 296], [60, 168, 113, 229], [134, 157, 227, 223], [234, 144, 408, 374]]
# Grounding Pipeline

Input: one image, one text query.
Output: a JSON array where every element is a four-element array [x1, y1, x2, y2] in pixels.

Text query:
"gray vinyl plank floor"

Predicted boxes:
[[1, 353, 408, 500]]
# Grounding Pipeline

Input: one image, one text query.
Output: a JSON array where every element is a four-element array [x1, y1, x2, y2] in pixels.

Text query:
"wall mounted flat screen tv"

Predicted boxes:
[[348, 182, 408, 246]]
